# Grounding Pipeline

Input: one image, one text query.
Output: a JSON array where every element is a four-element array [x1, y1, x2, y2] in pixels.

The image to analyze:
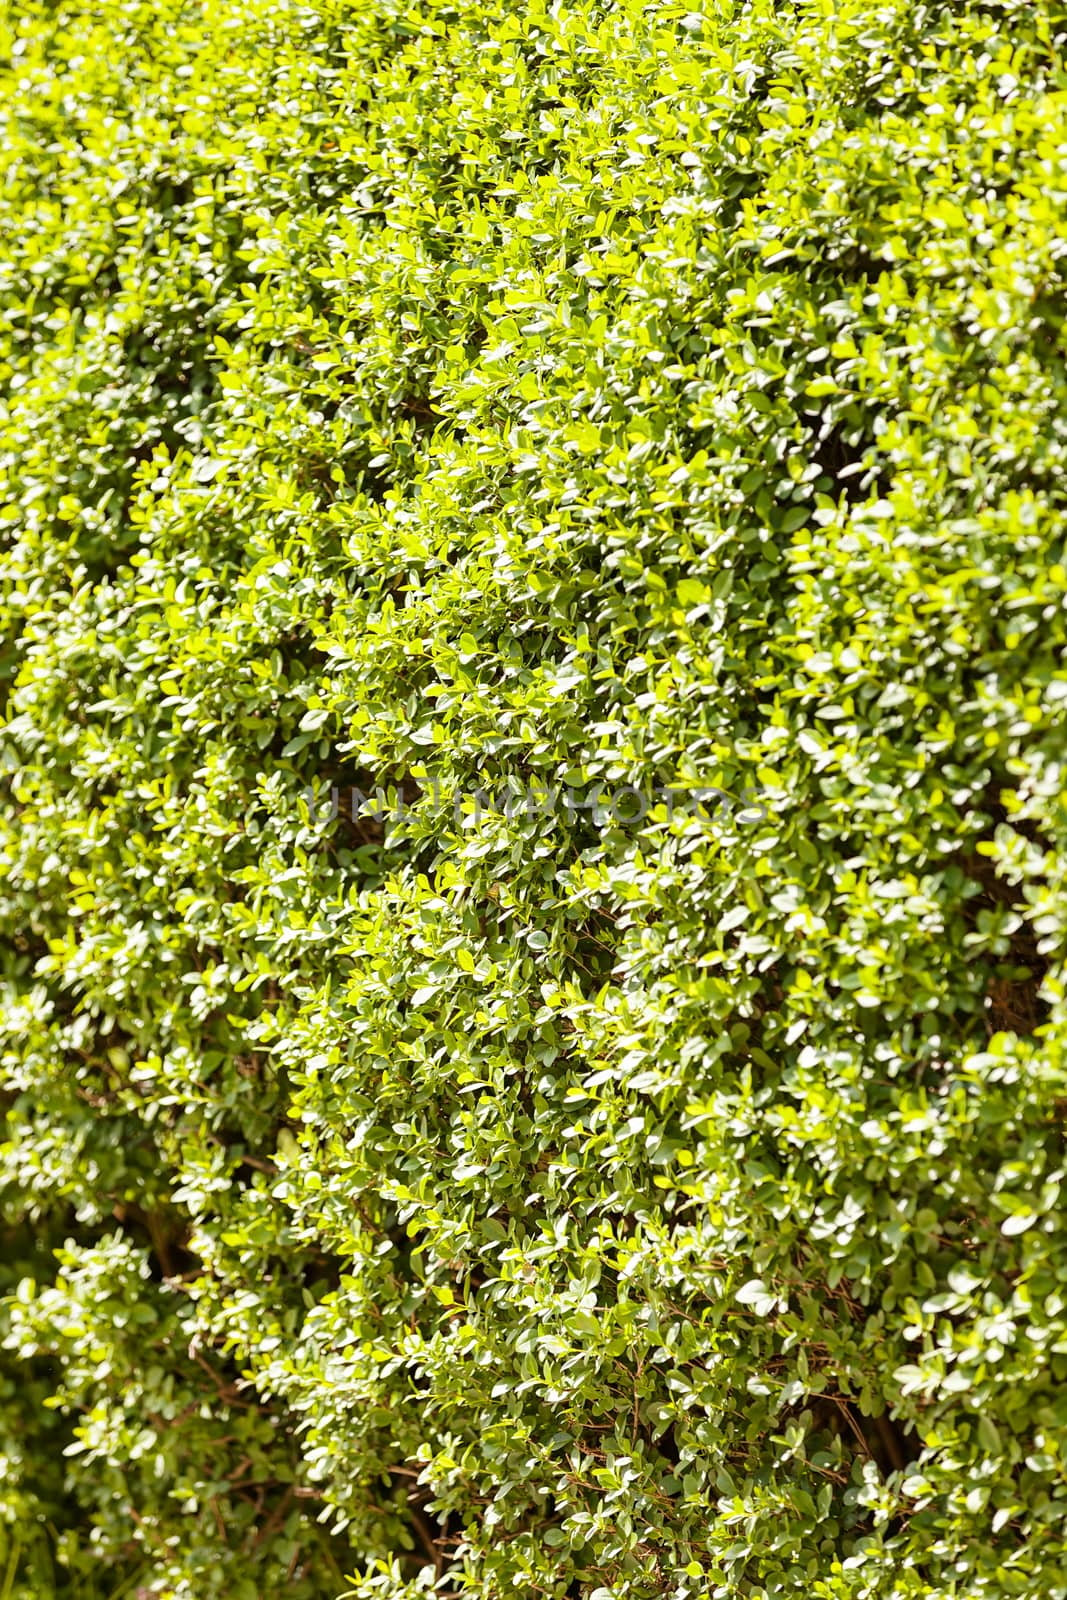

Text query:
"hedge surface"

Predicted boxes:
[[2, 0, 1067, 1595]]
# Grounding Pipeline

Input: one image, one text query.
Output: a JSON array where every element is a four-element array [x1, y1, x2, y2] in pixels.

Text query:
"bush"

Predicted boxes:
[[2, 0, 1067, 1594]]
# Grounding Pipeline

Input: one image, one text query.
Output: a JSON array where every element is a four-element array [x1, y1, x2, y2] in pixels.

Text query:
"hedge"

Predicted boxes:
[[2, 0, 1067, 1595]]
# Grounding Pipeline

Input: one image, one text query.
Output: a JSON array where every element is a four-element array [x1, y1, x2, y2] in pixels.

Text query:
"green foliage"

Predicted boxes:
[[2, 0, 1067, 1594]]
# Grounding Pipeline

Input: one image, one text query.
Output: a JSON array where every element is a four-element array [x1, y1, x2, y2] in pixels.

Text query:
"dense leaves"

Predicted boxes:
[[2, 0, 1067, 1595]]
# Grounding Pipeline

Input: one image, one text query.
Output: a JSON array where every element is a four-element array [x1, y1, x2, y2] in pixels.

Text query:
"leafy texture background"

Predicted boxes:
[[1, 0, 1066, 1595]]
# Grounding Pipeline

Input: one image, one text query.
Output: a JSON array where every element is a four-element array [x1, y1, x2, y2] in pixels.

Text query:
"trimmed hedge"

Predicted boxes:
[[2, 0, 1067, 1594]]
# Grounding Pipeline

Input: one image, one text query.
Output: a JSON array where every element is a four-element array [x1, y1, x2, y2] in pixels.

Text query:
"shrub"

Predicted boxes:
[[2, 0, 1067, 1595]]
